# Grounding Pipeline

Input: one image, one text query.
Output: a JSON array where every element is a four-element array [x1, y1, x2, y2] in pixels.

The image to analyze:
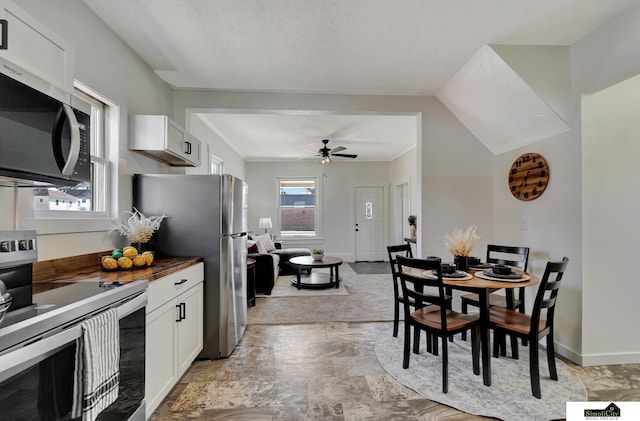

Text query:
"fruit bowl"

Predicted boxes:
[[100, 247, 154, 271]]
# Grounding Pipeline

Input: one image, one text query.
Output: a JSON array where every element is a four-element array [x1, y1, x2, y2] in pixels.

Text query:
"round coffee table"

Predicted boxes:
[[289, 255, 343, 290]]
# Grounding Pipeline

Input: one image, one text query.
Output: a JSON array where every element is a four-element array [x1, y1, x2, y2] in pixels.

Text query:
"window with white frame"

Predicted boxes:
[[209, 152, 224, 175], [278, 178, 319, 238], [33, 84, 110, 217]]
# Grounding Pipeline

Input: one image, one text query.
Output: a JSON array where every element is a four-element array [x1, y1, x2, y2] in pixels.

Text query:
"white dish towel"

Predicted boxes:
[[72, 308, 120, 421]]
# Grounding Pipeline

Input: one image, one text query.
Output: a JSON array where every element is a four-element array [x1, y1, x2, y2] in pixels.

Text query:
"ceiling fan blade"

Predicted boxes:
[[332, 153, 357, 158], [330, 146, 346, 153]]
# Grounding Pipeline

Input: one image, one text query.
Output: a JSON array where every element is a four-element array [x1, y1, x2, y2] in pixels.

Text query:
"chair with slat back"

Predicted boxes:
[[460, 244, 530, 343], [489, 257, 569, 399], [387, 245, 452, 341], [396, 255, 480, 393], [387, 244, 413, 337]]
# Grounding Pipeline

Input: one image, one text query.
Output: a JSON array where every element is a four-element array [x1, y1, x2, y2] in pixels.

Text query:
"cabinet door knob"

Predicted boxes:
[[175, 304, 182, 322]]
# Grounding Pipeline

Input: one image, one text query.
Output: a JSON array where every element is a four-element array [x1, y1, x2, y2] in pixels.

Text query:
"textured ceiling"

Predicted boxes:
[[198, 112, 418, 162], [82, 0, 639, 161]]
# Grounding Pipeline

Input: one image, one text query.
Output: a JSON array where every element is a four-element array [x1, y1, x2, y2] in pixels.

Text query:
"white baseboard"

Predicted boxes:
[[555, 342, 640, 366], [579, 350, 640, 366], [555, 342, 583, 365], [329, 253, 355, 262]]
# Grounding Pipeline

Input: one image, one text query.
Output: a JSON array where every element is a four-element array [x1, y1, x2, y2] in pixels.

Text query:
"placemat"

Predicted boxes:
[[475, 271, 531, 282]]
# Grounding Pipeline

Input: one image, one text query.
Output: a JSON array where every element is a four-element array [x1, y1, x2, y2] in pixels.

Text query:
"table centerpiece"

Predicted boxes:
[[443, 225, 479, 271]]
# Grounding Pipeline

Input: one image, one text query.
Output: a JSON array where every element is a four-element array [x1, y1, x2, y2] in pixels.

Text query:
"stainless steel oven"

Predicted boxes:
[[0, 231, 147, 421]]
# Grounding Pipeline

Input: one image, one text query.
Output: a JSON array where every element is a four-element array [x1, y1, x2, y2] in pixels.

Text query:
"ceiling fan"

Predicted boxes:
[[317, 139, 357, 164]]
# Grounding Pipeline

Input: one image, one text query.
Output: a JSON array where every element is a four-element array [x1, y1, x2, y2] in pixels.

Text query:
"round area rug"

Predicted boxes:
[[375, 334, 586, 421]]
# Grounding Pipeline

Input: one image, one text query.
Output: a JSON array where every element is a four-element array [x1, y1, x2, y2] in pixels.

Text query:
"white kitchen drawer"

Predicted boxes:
[[146, 263, 204, 313]]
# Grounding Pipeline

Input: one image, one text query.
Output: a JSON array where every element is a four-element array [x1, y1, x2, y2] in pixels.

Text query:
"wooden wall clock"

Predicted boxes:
[[508, 153, 549, 201]]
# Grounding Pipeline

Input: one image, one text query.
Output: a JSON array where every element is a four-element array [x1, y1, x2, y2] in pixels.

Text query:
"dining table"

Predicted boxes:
[[404, 266, 539, 387]]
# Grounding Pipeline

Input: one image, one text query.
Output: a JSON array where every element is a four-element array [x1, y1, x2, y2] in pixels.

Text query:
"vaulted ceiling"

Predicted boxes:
[[83, 0, 639, 161]]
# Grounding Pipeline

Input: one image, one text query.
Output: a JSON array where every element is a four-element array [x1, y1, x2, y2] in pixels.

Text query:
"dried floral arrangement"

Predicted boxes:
[[443, 225, 479, 257], [111, 208, 168, 244]]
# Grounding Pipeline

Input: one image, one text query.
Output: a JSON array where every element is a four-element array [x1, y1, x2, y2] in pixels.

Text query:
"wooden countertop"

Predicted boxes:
[[33, 252, 203, 285]]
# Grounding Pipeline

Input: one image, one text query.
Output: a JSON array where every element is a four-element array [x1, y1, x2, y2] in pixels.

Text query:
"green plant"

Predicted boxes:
[[311, 248, 324, 254], [408, 215, 417, 226]]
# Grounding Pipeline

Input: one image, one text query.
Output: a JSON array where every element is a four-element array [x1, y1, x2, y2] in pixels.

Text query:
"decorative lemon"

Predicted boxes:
[[101, 256, 118, 270], [132, 255, 146, 267], [111, 248, 123, 258], [142, 251, 154, 266], [117, 256, 133, 269], [122, 246, 138, 258]]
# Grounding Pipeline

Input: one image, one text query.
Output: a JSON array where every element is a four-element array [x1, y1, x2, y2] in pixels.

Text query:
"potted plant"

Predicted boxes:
[[311, 248, 324, 260], [408, 215, 417, 238]]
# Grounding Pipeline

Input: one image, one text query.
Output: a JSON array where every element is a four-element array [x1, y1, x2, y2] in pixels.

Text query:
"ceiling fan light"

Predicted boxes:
[[321, 156, 331, 165]]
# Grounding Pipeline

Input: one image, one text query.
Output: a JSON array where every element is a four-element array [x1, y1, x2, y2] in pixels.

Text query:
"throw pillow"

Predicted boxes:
[[254, 233, 276, 252], [255, 238, 268, 254], [247, 240, 259, 254]]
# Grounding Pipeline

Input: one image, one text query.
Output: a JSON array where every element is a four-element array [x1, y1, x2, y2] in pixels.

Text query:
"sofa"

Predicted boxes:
[[248, 234, 311, 295]]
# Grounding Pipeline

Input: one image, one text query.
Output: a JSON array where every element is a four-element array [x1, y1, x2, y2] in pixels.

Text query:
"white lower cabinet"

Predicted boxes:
[[145, 263, 204, 418]]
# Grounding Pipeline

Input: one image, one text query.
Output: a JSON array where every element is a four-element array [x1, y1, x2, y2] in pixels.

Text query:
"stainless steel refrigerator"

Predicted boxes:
[[133, 174, 247, 359]]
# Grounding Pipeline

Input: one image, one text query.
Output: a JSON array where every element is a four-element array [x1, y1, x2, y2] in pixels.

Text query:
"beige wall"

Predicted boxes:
[[582, 74, 640, 364], [185, 115, 247, 179], [389, 147, 418, 245]]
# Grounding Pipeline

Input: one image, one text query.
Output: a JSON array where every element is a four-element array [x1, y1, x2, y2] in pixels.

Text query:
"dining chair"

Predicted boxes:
[[387, 244, 413, 337], [396, 256, 480, 393], [460, 244, 530, 342], [489, 257, 569, 399], [387, 245, 452, 341]]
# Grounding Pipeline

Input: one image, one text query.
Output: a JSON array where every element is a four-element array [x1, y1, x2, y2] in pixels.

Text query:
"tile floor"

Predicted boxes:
[[150, 321, 640, 420]]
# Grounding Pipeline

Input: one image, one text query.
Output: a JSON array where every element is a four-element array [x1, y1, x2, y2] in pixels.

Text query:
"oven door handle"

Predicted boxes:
[[0, 324, 82, 384], [117, 290, 147, 319], [0, 290, 147, 384]]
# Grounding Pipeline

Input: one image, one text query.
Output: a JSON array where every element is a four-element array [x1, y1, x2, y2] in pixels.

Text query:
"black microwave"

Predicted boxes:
[[0, 59, 91, 187]]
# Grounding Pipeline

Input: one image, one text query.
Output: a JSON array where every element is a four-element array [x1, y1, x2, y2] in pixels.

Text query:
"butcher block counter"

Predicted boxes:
[[33, 251, 203, 290]]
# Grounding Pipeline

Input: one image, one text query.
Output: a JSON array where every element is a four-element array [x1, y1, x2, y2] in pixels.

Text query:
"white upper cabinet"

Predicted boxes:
[[129, 115, 202, 167], [0, 0, 74, 92]]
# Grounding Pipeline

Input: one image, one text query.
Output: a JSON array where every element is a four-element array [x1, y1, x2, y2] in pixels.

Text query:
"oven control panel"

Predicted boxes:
[[0, 231, 38, 268]]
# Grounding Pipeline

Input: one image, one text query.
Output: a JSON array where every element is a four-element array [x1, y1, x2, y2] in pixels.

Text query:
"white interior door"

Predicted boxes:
[[354, 186, 385, 261]]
